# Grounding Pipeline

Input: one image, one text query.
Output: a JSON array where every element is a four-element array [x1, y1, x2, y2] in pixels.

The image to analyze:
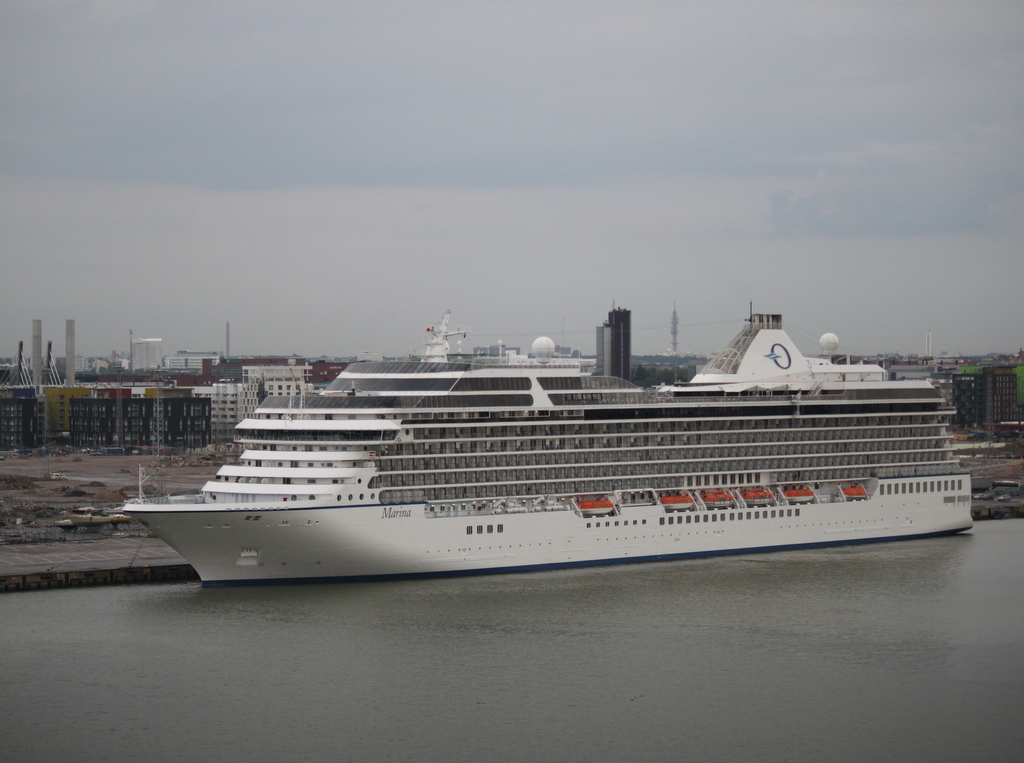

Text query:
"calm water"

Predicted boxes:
[[4, 522, 1024, 763]]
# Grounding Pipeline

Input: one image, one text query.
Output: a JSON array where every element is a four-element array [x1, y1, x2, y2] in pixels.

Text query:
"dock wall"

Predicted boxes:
[[1, 563, 198, 592]]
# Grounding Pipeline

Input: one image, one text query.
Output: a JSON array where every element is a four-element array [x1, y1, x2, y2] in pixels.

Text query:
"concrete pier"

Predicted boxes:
[[0, 537, 197, 592]]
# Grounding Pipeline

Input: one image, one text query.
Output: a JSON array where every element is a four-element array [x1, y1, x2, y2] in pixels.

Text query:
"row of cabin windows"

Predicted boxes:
[[658, 508, 800, 524], [378, 464, 956, 505], [386, 424, 947, 457], [409, 414, 944, 442], [378, 446, 950, 481], [372, 448, 950, 490], [380, 435, 946, 470], [250, 444, 354, 452], [883, 479, 962, 495], [467, 524, 504, 534]]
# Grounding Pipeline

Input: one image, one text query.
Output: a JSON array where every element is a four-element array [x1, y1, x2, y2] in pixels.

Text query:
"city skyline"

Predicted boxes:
[[1, 312, 1017, 367]]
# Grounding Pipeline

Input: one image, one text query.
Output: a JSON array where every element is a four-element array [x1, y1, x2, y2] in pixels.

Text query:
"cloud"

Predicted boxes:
[[769, 127, 1024, 236], [3, 3, 1022, 193], [1, 2, 1022, 358], [1, 173, 1021, 359]]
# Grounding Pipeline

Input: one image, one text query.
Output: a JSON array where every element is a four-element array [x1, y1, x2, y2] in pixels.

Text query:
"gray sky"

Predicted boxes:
[[2, 1, 1022, 360]]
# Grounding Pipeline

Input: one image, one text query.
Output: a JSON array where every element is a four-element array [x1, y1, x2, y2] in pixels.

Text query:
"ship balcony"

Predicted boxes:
[[233, 455, 378, 469], [201, 481, 351, 501], [128, 493, 207, 506], [215, 465, 370, 483], [238, 449, 332, 461]]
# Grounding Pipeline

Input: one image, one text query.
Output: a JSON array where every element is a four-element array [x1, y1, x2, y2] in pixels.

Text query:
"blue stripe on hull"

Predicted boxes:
[[200, 524, 973, 587]]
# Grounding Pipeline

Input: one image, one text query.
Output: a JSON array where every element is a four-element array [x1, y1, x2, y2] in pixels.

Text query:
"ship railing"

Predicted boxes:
[[128, 494, 206, 506], [424, 495, 576, 519]]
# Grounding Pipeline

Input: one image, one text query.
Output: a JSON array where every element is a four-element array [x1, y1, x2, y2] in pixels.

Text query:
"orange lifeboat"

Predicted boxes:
[[577, 499, 615, 517], [740, 487, 774, 506], [843, 484, 868, 500], [701, 490, 735, 508], [660, 494, 695, 510], [782, 486, 815, 504]]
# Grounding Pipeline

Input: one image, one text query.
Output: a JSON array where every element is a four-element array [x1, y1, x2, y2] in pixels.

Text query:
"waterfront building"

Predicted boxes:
[[70, 391, 211, 451], [43, 387, 92, 436], [0, 394, 41, 450], [952, 365, 1024, 429], [131, 338, 163, 370], [242, 363, 313, 398], [165, 351, 221, 370], [192, 382, 262, 443], [595, 307, 631, 382]]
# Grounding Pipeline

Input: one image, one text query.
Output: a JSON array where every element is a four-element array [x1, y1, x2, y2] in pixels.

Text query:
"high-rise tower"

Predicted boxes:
[[596, 307, 631, 382]]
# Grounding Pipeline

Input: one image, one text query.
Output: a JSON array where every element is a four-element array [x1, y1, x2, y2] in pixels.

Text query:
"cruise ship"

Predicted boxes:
[[126, 312, 973, 585]]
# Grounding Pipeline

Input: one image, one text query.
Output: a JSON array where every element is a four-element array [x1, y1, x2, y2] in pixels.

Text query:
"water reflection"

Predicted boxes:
[[5, 526, 1023, 763]]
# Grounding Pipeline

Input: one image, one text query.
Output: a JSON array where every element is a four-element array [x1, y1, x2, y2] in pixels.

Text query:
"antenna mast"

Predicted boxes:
[[671, 301, 679, 356], [420, 310, 470, 361]]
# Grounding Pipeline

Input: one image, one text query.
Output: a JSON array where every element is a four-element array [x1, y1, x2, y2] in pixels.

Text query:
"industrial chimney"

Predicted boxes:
[[66, 319, 76, 385], [32, 319, 42, 389]]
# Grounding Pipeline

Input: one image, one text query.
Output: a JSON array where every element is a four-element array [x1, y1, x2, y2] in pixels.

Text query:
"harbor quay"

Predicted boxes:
[[1, 452, 206, 591], [0, 537, 196, 592]]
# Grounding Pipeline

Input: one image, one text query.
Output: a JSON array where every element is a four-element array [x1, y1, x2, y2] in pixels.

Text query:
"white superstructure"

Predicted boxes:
[[125, 313, 972, 586]]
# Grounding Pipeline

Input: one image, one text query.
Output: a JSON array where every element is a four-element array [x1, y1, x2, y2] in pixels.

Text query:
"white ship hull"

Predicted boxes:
[[129, 478, 972, 585], [125, 312, 974, 586]]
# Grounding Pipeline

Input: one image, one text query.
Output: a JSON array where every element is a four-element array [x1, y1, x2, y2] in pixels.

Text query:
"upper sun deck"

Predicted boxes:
[[666, 314, 889, 393], [249, 313, 934, 424]]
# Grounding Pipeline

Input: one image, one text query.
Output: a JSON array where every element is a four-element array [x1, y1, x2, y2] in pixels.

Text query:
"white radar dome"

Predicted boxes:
[[819, 333, 840, 354], [532, 336, 556, 359]]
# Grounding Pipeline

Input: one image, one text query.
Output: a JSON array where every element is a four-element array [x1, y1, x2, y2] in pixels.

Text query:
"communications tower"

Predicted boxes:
[[671, 302, 679, 356]]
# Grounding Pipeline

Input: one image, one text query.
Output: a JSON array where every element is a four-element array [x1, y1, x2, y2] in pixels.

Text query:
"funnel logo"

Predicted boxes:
[[765, 343, 792, 369]]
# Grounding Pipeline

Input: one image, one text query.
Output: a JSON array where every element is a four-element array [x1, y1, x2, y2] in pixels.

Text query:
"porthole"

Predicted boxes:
[[348, 494, 353, 500], [309, 495, 315, 500], [360, 494, 364, 500]]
